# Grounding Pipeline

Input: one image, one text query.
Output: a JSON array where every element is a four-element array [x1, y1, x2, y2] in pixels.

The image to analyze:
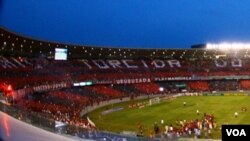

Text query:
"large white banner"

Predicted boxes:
[[0, 56, 244, 70]]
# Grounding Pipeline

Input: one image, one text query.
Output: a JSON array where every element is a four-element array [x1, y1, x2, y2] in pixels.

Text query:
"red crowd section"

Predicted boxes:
[[188, 81, 209, 91], [1, 56, 250, 130]]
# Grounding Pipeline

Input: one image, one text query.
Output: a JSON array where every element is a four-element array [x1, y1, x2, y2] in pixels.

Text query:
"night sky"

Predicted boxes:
[[1, 0, 250, 48]]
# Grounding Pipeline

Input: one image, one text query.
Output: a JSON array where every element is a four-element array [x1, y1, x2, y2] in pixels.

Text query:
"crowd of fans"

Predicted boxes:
[[188, 81, 209, 91], [86, 85, 124, 98], [16, 90, 93, 129], [134, 83, 161, 94], [147, 113, 216, 139], [1, 56, 250, 139], [2, 57, 250, 87]]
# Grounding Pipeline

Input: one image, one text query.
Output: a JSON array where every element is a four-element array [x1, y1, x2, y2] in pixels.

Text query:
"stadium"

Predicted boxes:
[[1, 25, 250, 141]]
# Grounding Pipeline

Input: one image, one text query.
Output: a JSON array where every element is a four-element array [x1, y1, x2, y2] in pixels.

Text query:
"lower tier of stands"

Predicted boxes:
[[2, 79, 250, 130]]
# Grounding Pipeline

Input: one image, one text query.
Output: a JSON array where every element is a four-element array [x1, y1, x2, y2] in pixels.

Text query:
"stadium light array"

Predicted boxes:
[[206, 43, 250, 50]]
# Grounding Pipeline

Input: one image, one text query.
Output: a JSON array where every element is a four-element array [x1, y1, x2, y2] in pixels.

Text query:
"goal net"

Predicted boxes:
[[149, 97, 160, 106]]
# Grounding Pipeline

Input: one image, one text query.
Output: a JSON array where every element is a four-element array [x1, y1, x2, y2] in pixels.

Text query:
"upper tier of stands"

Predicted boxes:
[[0, 56, 249, 90], [1, 27, 250, 99], [1, 27, 250, 89]]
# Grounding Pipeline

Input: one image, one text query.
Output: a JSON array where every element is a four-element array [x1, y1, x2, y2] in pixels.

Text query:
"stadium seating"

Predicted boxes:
[[86, 85, 124, 98], [188, 81, 209, 91], [240, 80, 250, 90], [133, 83, 161, 94], [2, 27, 250, 132]]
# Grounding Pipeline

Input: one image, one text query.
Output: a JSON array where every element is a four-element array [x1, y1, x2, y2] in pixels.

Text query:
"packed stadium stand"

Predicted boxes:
[[1, 27, 250, 140]]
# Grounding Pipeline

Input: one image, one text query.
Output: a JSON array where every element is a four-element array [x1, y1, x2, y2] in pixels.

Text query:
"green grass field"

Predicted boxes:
[[88, 96, 250, 139]]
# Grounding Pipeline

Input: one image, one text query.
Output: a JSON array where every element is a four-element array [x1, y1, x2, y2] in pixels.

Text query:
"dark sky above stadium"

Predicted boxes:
[[1, 0, 250, 48]]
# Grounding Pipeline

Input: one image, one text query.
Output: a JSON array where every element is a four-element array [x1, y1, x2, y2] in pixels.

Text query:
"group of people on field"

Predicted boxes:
[[141, 113, 216, 139]]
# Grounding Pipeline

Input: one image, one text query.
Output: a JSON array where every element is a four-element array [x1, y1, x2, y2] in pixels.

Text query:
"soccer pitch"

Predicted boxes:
[[88, 95, 250, 139]]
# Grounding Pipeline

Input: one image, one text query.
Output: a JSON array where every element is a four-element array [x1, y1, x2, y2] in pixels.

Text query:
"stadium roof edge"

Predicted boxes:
[[4, 26, 238, 60], [0, 26, 199, 51]]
